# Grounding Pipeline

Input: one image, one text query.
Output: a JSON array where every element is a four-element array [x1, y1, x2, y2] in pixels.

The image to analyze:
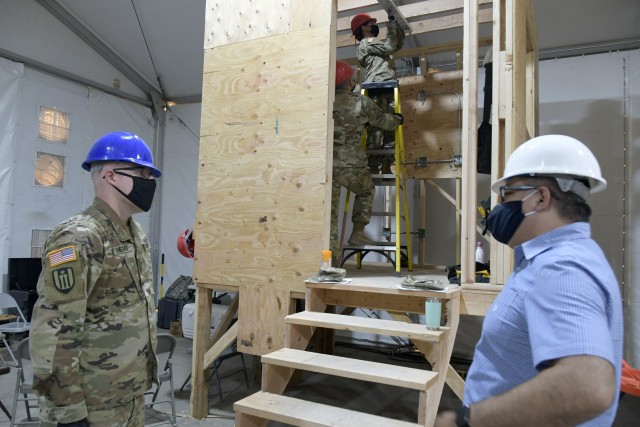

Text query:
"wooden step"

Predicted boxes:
[[262, 348, 437, 391], [234, 391, 421, 427], [286, 311, 444, 342]]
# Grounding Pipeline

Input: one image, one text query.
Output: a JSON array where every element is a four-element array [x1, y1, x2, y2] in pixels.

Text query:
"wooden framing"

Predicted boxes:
[[192, 0, 539, 420]]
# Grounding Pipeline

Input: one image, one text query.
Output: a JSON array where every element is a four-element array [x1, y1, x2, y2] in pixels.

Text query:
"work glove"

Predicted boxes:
[[58, 419, 90, 427], [388, 11, 395, 21], [394, 113, 404, 125], [400, 276, 446, 290], [316, 267, 347, 282]]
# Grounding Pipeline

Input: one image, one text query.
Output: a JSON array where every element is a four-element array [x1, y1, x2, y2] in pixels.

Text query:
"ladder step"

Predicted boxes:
[[371, 212, 406, 220], [286, 311, 444, 342], [366, 149, 396, 155], [362, 80, 399, 89], [343, 243, 405, 250], [234, 391, 421, 427], [262, 348, 437, 391], [371, 173, 396, 179]]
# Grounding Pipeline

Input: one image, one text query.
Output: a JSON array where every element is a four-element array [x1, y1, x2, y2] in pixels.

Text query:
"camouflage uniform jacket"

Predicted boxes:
[[356, 20, 406, 83], [333, 87, 401, 168], [30, 197, 158, 423]]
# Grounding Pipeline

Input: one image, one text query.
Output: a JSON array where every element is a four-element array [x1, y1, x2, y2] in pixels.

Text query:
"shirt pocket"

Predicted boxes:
[[100, 249, 142, 307]]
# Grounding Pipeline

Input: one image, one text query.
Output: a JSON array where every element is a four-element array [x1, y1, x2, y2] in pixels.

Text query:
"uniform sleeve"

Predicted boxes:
[[357, 26, 403, 58], [361, 95, 401, 131], [387, 20, 405, 51], [30, 226, 103, 424]]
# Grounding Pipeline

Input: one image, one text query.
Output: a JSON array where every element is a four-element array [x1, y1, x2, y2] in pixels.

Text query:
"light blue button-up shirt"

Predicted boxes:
[[464, 222, 623, 426]]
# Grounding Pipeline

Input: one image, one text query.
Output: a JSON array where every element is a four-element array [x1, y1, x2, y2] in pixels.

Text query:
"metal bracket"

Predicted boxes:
[[404, 156, 463, 169], [377, 0, 412, 34]]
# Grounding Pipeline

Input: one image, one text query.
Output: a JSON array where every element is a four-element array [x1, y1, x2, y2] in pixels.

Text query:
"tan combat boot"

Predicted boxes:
[[348, 223, 376, 246]]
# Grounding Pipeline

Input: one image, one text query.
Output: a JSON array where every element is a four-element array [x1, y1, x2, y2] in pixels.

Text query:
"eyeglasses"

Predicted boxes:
[[113, 166, 153, 179], [498, 185, 540, 201]]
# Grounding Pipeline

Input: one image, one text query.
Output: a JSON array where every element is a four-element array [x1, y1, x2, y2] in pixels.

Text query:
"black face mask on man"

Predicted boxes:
[[485, 190, 538, 244], [110, 170, 157, 212], [370, 24, 380, 37]]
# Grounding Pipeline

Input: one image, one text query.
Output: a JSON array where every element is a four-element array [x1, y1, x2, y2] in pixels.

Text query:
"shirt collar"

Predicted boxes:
[[517, 222, 591, 261], [91, 197, 133, 242]]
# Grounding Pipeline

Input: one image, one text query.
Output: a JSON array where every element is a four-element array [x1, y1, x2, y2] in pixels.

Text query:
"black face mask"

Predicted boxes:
[[370, 24, 380, 37], [111, 171, 157, 212], [485, 190, 537, 245]]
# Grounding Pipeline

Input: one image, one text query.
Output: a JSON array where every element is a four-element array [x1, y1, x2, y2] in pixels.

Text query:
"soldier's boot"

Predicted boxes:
[[381, 158, 394, 174], [348, 222, 377, 246]]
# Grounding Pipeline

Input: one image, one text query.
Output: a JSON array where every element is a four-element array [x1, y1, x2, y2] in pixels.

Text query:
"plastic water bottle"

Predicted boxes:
[[475, 242, 484, 263]]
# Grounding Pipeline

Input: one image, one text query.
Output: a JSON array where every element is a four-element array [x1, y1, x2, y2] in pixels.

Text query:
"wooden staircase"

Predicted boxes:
[[234, 277, 461, 426]]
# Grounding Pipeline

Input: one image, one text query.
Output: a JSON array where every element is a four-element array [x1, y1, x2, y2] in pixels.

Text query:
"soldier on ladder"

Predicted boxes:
[[351, 8, 405, 171], [331, 60, 402, 261]]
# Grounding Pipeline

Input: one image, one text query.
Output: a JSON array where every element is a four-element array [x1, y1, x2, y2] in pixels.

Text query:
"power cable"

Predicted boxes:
[[130, 1, 200, 145], [131, 0, 167, 99], [166, 107, 200, 144]]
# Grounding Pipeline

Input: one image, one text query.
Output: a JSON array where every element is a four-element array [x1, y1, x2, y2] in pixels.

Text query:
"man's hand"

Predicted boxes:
[[394, 113, 404, 125], [388, 12, 395, 21], [434, 410, 457, 427]]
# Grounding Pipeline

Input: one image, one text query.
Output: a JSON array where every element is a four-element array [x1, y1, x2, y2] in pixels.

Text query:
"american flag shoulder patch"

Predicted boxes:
[[48, 245, 77, 267]]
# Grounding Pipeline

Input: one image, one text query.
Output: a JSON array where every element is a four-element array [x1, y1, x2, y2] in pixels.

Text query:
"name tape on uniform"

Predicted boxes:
[[48, 245, 77, 267]]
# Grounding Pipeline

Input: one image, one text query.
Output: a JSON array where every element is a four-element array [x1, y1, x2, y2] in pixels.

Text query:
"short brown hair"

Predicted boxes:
[[523, 176, 592, 222]]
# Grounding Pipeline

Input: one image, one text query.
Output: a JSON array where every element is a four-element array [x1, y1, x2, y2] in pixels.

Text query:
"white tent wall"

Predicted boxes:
[[536, 51, 639, 365], [0, 62, 154, 291], [10, 66, 93, 257], [158, 105, 201, 291], [0, 58, 23, 294], [0, 0, 147, 101], [629, 52, 640, 368]]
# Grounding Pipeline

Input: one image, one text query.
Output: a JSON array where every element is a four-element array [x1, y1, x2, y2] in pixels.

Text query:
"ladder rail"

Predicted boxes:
[[394, 86, 413, 274], [338, 84, 413, 274]]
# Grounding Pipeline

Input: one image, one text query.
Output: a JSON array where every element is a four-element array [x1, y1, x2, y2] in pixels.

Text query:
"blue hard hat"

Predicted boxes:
[[81, 132, 161, 177]]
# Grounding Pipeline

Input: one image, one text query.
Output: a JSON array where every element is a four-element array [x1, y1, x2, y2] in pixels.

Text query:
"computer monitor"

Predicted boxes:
[[8, 257, 43, 292]]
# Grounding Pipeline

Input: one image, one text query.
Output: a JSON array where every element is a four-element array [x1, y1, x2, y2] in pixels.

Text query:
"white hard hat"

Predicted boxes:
[[491, 135, 607, 198]]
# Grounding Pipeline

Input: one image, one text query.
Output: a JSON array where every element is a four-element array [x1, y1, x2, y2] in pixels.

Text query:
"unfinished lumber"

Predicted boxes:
[[263, 347, 439, 390], [235, 391, 422, 427], [285, 311, 446, 342]]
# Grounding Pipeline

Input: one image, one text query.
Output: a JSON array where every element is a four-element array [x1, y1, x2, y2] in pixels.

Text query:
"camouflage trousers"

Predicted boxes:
[[366, 89, 396, 150], [330, 166, 375, 254], [39, 395, 145, 427]]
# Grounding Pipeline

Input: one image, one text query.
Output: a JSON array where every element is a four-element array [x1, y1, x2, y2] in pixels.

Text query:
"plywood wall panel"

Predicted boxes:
[[204, 0, 292, 49], [195, 25, 332, 293], [400, 71, 464, 179]]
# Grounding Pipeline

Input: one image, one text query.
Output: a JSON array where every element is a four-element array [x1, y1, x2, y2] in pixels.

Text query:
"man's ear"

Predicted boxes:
[[538, 186, 553, 209], [101, 168, 116, 183]]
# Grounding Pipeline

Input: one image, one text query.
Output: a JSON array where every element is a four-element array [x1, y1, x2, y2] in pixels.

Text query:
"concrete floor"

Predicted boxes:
[[2, 329, 639, 426]]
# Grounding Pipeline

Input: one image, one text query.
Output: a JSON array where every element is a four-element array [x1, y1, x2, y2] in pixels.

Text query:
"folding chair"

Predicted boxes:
[[0, 293, 31, 366], [10, 338, 39, 426], [0, 348, 11, 420], [145, 334, 177, 427], [179, 341, 249, 402]]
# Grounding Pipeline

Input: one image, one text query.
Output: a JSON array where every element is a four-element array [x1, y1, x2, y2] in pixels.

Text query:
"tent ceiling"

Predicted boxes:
[[49, 0, 639, 104]]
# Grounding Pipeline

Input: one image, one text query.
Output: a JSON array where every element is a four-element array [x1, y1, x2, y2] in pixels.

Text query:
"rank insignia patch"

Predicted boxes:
[[48, 246, 77, 267], [52, 267, 75, 293]]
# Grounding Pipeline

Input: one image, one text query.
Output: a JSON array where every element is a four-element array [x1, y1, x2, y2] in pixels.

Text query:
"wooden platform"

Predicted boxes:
[[235, 278, 461, 426]]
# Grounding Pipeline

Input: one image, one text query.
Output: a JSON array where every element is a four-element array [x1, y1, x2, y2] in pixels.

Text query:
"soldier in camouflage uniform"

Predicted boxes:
[[332, 60, 402, 256], [30, 132, 161, 427], [351, 11, 406, 162]]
